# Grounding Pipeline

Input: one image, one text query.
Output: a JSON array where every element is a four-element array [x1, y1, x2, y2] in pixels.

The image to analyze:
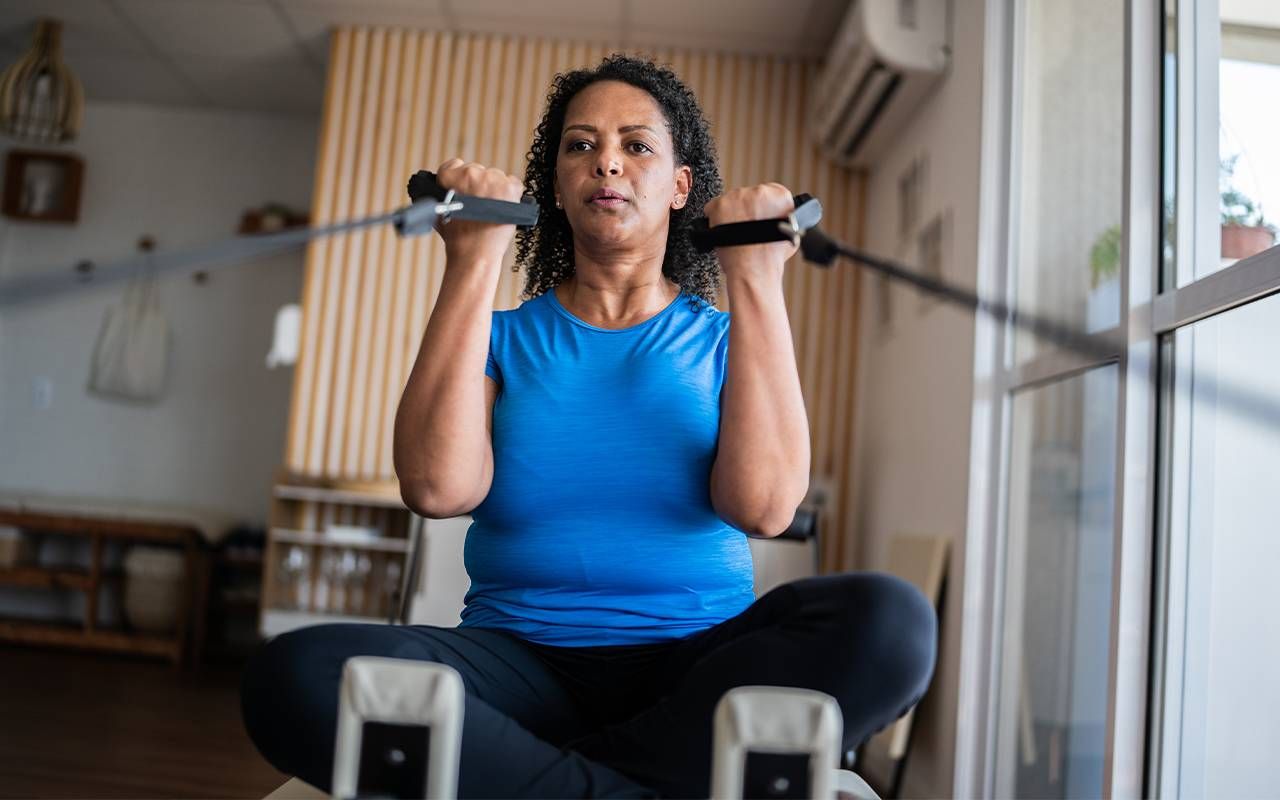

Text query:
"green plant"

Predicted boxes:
[[1220, 155, 1271, 229], [1089, 224, 1122, 288]]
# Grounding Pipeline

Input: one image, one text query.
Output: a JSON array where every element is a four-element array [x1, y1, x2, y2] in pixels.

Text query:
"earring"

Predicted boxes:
[[555, 197, 562, 208]]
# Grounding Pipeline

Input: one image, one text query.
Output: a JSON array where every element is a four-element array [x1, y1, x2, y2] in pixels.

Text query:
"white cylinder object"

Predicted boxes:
[[122, 545, 185, 633]]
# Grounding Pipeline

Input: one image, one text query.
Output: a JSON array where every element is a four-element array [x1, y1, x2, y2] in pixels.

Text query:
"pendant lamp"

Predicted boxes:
[[0, 19, 85, 143]]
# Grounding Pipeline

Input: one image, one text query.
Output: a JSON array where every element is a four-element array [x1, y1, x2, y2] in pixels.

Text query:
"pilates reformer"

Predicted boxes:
[[326, 657, 879, 800], [265, 497, 879, 800], [9, 174, 1270, 798]]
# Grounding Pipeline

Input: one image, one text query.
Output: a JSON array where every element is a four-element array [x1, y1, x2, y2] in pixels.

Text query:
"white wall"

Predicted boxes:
[[846, 3, 986, 797], [0, 102, 317, 527]]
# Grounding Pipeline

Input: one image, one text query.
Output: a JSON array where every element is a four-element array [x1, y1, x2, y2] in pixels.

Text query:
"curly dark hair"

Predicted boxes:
[[514, 54, 724, 308]]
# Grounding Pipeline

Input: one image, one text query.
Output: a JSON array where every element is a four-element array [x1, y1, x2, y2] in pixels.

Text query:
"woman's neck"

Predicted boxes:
[[556, 251, 679, 329]]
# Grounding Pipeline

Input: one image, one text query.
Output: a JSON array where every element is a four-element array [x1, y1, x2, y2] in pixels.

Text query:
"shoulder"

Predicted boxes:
[[492, 293, 551, 329], [678, 294, 730, 337]]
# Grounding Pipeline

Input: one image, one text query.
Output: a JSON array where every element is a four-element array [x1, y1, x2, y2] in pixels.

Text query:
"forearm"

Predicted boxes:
[[393, 258, 501, 515], [710, 269, 811, 537]]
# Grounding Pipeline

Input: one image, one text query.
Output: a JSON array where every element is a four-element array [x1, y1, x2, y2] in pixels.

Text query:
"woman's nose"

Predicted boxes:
[[594, 150, 622, 177]]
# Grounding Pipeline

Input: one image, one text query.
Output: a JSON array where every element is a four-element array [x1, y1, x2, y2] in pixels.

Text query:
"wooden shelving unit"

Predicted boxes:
[[259, 477, 416, 636], [0, 565, 100, 592], [272, 529, 411, 553], [0, 617, 180, 660], [0, 508, 204, 667]]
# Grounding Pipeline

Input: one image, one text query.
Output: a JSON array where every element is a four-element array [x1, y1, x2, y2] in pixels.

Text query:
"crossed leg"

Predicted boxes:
[[240, 623, 655, 798], [240, 573, 936, 799], [568, 573, 938, 798]]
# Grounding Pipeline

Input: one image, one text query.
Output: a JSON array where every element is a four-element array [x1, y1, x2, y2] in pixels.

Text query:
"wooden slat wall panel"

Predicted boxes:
[[285, 29, 866, 571]]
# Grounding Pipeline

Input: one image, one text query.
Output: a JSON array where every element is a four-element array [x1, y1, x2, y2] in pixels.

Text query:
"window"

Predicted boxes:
[[1158, 294, 1280, 797], [1153, 1, 1280, 794], [1011, 0, 1123, 363], [959, 0, 1280, 798], [993, 368, 1118, 798]]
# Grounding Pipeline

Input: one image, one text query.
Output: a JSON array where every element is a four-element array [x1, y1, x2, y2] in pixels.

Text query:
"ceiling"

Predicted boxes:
[[0, 0, 850, 117]]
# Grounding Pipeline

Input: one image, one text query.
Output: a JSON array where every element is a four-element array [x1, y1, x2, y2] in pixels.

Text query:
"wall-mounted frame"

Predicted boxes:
[[2, 149, 85, 223]]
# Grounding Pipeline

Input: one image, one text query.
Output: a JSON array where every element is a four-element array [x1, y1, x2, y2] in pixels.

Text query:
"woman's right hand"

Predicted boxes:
[[435, 158, 526, 267]]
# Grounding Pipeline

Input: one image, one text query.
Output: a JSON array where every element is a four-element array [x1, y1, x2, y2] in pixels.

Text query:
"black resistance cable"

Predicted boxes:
[[0, 172, 1274, 432]]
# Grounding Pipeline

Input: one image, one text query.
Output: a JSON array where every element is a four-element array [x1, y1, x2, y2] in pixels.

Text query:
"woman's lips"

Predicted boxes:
[[588, 189, 627, 207]]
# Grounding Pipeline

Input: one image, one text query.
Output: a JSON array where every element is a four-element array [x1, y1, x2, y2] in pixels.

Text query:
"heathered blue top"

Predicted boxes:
[[458, 288, 755, 646]]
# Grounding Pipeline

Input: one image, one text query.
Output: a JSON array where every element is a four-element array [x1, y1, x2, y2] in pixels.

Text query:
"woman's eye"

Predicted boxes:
[[628, 141, 652, 154], [568, 140, 592, 152]]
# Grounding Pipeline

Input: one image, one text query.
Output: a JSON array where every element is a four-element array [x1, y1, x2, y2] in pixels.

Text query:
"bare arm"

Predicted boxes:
[[706, 184, 811, 537], [393, 160, 521, 518], [394, 278, 502, 517]]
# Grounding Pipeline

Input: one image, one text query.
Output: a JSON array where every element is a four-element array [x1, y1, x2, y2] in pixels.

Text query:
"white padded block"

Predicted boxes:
[[332, 658, 465, 800], [711, 686, 842, 800]]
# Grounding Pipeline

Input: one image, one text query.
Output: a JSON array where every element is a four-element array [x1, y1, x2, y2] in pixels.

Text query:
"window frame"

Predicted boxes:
[[957, 0, 1280, 797]]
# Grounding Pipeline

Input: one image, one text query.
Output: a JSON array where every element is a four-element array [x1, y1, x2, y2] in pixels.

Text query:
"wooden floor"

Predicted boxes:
[[0, 647, 287, 798]]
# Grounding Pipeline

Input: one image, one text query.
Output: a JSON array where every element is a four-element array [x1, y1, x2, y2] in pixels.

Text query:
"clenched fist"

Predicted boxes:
[[704, 183, 798, 280], [434, 158, 526, 268]]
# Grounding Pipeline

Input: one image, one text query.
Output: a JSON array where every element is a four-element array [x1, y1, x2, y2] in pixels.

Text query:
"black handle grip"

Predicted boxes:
[[405, 170, 539, 229], [406, 170, 445, 203], [407, 170, 538, 209], [688, 193, 819, 252]]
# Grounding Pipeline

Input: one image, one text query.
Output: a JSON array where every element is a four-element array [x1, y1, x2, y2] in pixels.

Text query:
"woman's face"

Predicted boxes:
[[554, 80, 692, 255]]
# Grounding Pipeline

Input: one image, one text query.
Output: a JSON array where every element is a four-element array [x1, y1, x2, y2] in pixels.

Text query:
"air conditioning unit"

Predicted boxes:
[[811, 0, 950, 169]]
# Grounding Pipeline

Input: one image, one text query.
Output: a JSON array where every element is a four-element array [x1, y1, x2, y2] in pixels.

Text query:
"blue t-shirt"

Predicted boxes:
[[459, 288, 755, 646]]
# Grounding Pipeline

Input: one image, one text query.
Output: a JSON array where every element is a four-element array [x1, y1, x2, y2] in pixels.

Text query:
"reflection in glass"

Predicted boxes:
[[1012, 0, 1124, 363], [995, 366, 1118, 798], [1213, 4, 1280, 273], [277, 545, 312, 611], [1163, 292, 1280, 796]]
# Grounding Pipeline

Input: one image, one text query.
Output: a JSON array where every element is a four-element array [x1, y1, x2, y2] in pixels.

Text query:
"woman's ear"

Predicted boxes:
[[672, 165, 692, 209]]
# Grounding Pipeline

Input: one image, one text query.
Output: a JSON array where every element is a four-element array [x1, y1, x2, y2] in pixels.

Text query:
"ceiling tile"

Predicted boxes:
[[625, 27, 794, 58], [628, 0, 811, 40], [0, 0, 153, 57], [67, 50, 204, 107], [277, 0, 450, 65], [277, 0, 450, 38], [182, 51, 324, 115], [798, 0, 850, 53], [2, 0, 841, 118], [113, 0, 297, 60], [453, 15, 619, 43], [451, 0, 623, 32]]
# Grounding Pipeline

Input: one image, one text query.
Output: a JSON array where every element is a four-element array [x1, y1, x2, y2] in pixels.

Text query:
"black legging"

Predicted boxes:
[[240, 573, 937, 799]]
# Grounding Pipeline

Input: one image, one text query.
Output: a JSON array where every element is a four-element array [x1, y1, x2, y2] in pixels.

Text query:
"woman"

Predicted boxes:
[[242, 55, 936, 799]]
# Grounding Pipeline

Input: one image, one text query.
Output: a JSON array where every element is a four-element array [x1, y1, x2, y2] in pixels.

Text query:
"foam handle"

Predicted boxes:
[[688, 193, 820, 252], [404, 168, 535, 218]]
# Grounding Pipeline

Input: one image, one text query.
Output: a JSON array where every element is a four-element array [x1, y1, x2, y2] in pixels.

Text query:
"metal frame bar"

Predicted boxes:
[[1149, 334, 1192, 799], [1104, 0, 1161, 793], [999, 339, 1122, 395], [1153, 244, 1280, 332], [953, 0, 1016, 795]]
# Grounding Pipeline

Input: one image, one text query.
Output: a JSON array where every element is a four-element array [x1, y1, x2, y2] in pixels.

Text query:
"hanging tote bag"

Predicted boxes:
[[87, 267, 170, 402]]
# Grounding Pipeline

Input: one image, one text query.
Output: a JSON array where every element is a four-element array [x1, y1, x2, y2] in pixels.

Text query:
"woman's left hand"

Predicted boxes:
[[704, 183, 799, 281]]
